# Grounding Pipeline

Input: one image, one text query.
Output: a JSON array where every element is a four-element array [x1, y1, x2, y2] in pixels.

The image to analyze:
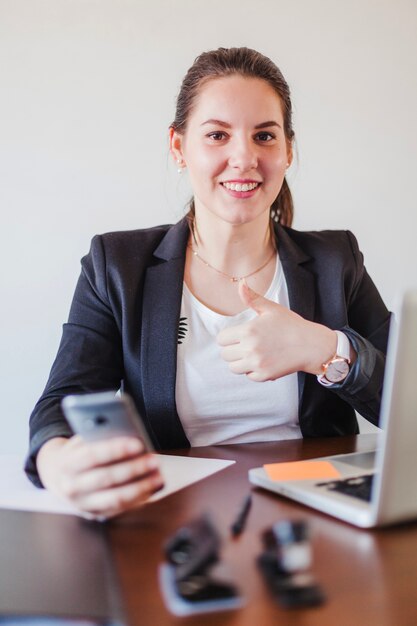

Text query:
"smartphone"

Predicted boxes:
[[61, 391, 154, 451]]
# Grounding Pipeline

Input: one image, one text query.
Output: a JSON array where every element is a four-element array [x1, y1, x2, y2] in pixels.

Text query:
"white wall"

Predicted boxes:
[[1, 0, 416, 453]]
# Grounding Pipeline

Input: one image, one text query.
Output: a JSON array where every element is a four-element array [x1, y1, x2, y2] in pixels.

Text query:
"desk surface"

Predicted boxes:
[[106, 434, 417, 626]]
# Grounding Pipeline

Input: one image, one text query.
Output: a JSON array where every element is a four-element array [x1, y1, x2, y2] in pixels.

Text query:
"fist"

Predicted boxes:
[[217, 280, 336, 382]]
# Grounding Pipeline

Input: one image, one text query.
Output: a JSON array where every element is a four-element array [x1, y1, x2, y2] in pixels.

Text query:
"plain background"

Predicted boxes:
[[1, 0, 416, 455]]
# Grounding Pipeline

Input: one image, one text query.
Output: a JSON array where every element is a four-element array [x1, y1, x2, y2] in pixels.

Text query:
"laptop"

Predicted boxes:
[[249, 289, 417, 528]]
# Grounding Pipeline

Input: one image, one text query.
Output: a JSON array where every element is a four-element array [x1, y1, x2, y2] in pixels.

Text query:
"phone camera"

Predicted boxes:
[[93, 415, 108, 427]]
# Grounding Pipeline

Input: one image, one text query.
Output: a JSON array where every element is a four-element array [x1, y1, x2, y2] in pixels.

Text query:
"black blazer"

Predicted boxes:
[[26, 218, 390, 485]]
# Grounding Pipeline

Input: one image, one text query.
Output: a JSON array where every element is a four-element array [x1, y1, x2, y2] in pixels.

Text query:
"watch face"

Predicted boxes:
[[325, 359, 350, 383]]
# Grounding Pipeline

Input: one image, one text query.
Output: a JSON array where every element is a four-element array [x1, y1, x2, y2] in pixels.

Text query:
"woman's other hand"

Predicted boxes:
[[36, 435, 164, 519], [217, 280, 337, 382]]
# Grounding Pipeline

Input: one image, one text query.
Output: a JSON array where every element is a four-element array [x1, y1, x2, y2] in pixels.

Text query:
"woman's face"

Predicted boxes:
[[170, 75, 292, 227]]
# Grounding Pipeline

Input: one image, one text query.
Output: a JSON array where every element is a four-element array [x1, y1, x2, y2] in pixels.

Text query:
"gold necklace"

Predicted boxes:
[[188, 245, 276, 283]]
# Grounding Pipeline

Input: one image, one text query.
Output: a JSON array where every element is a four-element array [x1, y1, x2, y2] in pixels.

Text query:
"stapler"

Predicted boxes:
[[159, 514, 244, 615]]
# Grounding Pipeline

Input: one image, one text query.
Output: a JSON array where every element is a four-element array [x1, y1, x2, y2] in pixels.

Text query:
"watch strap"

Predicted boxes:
[[317, 331, 351, 387]]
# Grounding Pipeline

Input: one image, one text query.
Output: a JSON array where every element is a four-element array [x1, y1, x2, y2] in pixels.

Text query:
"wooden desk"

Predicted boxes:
[[107, 434, 417, 626]]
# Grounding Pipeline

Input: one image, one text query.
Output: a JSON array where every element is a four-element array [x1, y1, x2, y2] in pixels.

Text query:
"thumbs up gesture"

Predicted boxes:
[[217, 280, 337, 382]]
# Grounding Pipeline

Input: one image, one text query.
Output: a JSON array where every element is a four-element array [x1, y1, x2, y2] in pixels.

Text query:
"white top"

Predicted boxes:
[[175, 256, 301, 446]]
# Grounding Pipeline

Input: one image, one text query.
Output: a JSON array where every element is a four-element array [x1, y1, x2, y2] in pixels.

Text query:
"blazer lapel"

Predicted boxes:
[[140, 219, 190, 449], [275, 225, 316, 405]]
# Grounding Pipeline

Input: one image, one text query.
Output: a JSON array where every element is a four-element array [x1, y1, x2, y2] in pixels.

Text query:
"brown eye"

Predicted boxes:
[[208, 132, 227, 141], [256, 132, 274, 142]]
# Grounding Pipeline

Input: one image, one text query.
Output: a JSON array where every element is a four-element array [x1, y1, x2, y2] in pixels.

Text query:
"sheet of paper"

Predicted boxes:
[[264, 460, 341, 482], [149, 454, 234, 502], [0, 454, 234, 517]]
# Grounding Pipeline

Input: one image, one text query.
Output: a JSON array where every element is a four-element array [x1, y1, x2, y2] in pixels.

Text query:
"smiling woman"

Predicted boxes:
[[25, 47, 390, 519], [171, 48, 295, 229], [170, 75, 291, 232]]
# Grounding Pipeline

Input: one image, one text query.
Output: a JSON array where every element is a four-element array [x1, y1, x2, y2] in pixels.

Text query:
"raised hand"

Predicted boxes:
[[217, 280, 337, 382]]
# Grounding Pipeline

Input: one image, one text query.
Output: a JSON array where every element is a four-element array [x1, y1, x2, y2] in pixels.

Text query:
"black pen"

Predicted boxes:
[[231, 494, 252, 536]]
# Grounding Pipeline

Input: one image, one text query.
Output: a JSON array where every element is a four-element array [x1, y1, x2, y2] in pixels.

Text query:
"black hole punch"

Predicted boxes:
[[160, 514, 243, 614], [164, 515, 220, 583], [258, 520, 325, 608]]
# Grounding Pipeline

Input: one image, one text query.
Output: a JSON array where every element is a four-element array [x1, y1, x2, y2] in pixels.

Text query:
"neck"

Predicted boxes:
[[191, 209, 275, 275]]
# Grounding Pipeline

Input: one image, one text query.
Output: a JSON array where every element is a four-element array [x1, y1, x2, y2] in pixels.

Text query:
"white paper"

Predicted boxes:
[[0, 454, 234, 517], [149, 454, 234, 502]]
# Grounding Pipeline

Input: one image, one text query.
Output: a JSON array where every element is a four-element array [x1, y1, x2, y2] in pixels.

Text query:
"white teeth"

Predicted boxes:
[[222, 181, 259, 191]]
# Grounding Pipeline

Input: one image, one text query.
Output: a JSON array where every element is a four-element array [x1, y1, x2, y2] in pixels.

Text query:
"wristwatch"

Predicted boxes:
[[318, 331, 351, 386]]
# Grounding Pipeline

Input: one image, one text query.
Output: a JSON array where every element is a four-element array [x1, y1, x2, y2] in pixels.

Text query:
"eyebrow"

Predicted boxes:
[[254, 120, 282, 130], [201, 119, 282, 129]]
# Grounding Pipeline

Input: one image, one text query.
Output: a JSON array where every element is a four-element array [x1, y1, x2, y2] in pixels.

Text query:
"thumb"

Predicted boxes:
[[238, 279, 272, 315]]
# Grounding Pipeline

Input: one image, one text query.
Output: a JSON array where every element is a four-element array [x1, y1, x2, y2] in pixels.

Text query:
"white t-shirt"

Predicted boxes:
[[175, 256, 301, 446]]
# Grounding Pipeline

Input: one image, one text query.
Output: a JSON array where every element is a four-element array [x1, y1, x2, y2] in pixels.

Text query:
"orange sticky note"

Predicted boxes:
[[264, 460, 341, 482]]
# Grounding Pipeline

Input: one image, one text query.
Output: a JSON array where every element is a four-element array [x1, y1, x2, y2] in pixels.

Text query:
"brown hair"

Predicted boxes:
[[171, 47, 295, 227]]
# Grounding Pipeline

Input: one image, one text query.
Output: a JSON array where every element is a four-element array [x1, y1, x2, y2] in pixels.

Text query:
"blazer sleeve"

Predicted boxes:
[[25, 235, 124, 487], [327, 231, 391, 426]]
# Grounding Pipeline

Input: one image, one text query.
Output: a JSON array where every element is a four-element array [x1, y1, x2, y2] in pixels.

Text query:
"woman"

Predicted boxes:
[[25, 47, 390, 518]]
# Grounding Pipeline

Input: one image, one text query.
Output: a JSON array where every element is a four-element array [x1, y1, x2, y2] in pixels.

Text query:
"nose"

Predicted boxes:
[[228, 137, 258, 172]]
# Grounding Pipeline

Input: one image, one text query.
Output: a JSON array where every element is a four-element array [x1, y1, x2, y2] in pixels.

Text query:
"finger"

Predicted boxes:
[[220, 344, 246, 362], [75, 472, 165, 517], [238, 279, 267, 314], [65, 435, 84, 448], [246, 365, 294, 381], [227, 357, 272, 378], [246, 370, 270, 382], [61, 436, 145, 476], [62, 453, 161, 498], [217, 324, 246, 347], [239, 280, 289, 318], [228, 359, 252, 375]]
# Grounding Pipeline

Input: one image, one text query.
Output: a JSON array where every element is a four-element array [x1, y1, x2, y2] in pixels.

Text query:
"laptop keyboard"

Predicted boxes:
[[316, 474, 374, 502]]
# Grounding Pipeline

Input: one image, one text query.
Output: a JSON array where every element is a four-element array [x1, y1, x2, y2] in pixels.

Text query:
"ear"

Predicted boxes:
[[286, 140, 293, 170], [169, 127, 186, 167]]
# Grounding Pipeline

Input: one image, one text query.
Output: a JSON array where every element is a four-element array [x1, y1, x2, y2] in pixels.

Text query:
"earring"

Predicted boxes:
[[177, 159, 185, 174], [270, 208, 281, 223]]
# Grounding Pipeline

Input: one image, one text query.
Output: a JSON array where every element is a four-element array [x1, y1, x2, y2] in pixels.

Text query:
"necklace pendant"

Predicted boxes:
[[231, 277, 239, 283]]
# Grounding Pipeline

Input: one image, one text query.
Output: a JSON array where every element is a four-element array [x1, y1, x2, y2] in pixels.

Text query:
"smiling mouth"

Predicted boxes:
[[221, 181, 260, 192]]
